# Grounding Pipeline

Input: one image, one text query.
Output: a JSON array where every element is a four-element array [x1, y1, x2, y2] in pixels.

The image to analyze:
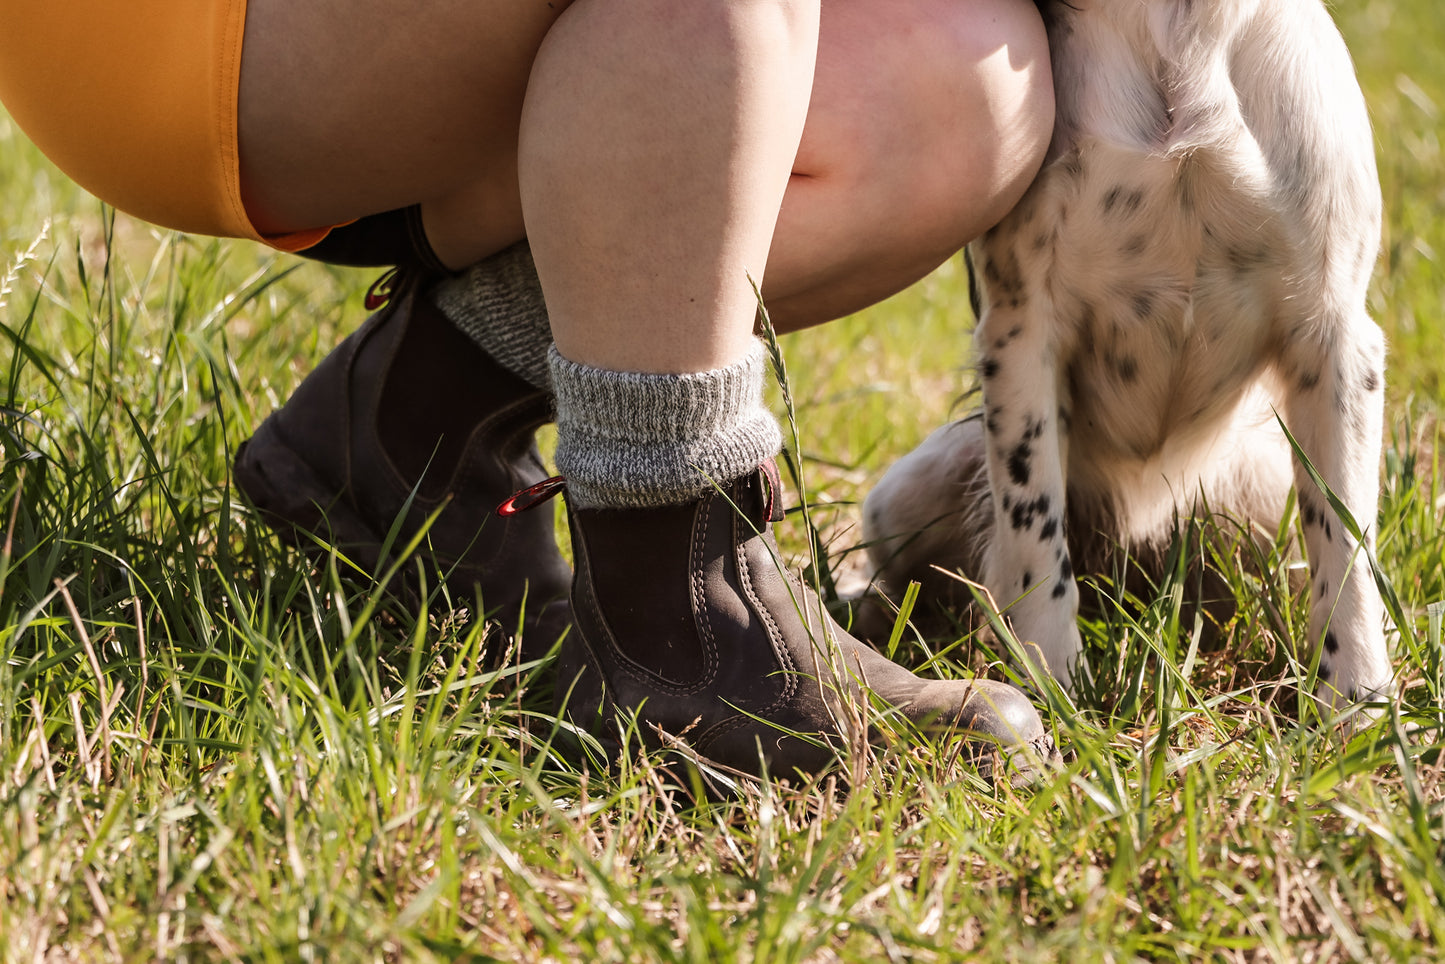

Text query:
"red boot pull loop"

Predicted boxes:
[[759, 458, 786, 524], [363, 267, 401, 310], [497, 476, 567, 517]]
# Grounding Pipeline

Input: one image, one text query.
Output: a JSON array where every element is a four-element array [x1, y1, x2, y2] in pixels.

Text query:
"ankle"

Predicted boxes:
[[550, 342, 781, 509], [376, 285, 549, 495], [431, 241, 552, 390]]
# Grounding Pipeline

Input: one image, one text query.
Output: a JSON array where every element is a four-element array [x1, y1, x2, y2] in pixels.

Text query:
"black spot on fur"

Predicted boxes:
[[1117, 355, 1139, 383], [982, 248, 1027, 307], [981, 222, 1008, 246], [1007, 443, 1032, 486], [1175, 166, 1196, 213], [1052, 580, 1068, 599], [1001, 493, 1013, 511], [1077, 304, 1098, 356], [1324, 519, 1333, 541], [1324, 631, 1340, 655], [1298, 370, 1320, 391], [1059, 555, 1073, 581], [980, 356, 1000, 380], [1363, 370, 1380, 392], [1226, 245, 1267, 271], [1022, 571, 1033, 591], [1334, 387, 1359, 426], [1039, 516, 1059, 541], [1102, 186, 1124, 213], [1319, 660, 1333, 681], [1010, 494, 1052, 532], [1132, 291, 1155, 319]]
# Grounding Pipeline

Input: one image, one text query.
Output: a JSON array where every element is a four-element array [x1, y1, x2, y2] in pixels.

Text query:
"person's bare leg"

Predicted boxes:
[[509, 0, 1049, 778], [237, 0, 571, 255], [238, 0, 1049, 336], [520, 0, 818, 374], [419, 0, 1052, 332], [766, 0, 1052, 328]]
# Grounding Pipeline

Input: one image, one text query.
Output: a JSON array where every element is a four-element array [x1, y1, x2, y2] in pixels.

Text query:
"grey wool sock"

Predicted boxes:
[[550, 342, 783, 509], [431, 241, 552, 390]]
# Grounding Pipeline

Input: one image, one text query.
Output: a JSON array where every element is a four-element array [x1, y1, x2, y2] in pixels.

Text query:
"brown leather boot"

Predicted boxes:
[[544, 459, 1055, 783], [234, 270, 572, 656]]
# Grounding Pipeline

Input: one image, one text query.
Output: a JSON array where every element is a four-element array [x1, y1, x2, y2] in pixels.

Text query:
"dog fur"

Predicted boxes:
[[862, 0, 1392, 706]]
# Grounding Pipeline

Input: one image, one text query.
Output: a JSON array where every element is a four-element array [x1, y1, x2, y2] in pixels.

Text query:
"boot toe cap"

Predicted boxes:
[[913, 678, 1060, 782]]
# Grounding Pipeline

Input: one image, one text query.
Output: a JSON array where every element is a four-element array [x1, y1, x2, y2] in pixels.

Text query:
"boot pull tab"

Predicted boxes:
[[364, 267, 401, 310], [497, 476, 567, 517], [759, 459, 786, 524]]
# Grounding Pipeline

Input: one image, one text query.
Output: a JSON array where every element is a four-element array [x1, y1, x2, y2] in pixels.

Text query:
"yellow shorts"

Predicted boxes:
[[0, 0, 328, 251]]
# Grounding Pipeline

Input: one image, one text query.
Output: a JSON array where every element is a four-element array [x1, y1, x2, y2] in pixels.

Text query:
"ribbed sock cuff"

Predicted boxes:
[[551, 343, 783, 508], [431, 241, 552, 390]]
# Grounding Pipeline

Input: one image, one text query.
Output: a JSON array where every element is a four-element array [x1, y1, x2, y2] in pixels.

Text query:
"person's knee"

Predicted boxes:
[[766, 0, 1052, 326], [865, 0, 1053, 253], [947, 0, 1055, 235]]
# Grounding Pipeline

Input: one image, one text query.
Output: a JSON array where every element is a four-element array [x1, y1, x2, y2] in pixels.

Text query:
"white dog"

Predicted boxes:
[[863, 0, 1392, 707]]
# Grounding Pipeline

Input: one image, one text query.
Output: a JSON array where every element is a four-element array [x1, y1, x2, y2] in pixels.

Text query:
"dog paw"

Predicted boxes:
[[1312, 673, 1393, 728], [1006, 609, 1086, 692]]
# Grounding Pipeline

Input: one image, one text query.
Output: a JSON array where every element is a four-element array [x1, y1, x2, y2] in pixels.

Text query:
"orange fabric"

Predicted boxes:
[[0, 0, 329, 251]]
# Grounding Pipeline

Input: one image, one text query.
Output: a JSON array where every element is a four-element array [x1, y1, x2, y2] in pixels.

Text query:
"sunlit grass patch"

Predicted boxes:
[[4, 0, 1445, 957]]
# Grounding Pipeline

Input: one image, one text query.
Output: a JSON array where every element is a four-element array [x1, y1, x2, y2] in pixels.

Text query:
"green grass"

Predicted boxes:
[[3, 3, 1445, 960]]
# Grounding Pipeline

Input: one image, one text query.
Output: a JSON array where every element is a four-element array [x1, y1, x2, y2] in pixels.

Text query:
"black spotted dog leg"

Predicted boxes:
[[972, 239, 1086, 691], [1280, 309, 1392, 710]]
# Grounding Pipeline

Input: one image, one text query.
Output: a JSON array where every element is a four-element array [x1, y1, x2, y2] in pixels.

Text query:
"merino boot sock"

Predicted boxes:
[[432, 241, 553, 390], [549, 342, 782, 508]]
